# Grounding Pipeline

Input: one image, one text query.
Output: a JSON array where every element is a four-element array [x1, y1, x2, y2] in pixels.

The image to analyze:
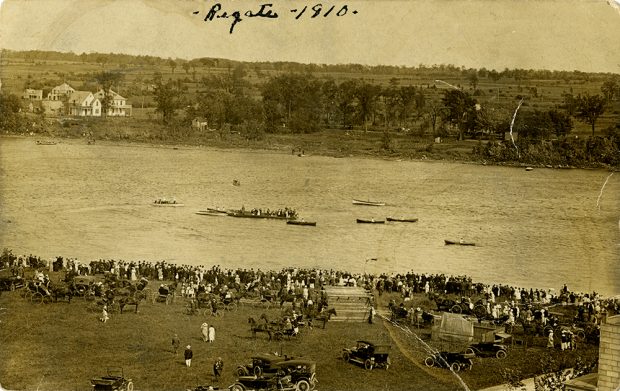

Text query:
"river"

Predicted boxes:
[[1, 137, 618, 295]]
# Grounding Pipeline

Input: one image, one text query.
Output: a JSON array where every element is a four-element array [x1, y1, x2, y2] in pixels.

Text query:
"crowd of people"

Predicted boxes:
[[1, 249, 618, 329]]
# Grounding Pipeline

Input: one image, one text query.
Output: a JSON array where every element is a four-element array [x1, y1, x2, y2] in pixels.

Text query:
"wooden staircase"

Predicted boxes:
[[323, 286, 371, 322]]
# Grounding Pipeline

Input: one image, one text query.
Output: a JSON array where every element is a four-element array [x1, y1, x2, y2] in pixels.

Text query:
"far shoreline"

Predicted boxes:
[[3, 133, 616, 172]]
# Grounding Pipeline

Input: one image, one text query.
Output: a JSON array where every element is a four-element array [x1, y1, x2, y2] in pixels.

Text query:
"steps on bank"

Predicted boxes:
[[323, 286, 372, 322]]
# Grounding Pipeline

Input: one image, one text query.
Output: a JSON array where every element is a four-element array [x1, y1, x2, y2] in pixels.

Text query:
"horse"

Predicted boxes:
[[248, 317, 273, 340], [309, 308, 337, 329], [114, 288, 145, 314], [49, 281, 73, 303]]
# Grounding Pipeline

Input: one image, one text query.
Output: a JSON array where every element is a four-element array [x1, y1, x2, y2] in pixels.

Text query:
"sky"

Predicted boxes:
[[0, 0, 619, 73]]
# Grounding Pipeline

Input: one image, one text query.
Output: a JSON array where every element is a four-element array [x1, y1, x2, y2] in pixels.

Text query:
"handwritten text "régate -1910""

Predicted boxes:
[[193, 3, 358, 34]]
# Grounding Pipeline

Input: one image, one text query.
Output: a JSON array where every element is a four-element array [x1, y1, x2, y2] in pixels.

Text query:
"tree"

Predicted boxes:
[[547, 109, 573, 137], [467, 72, 479, 90], [575, 93, 606, 136], [153, 79, 184, 124], [441, 89, 478, 140], [168, 59, 177, 74], [355, 83, 381, 131], [0, 92, 24, 132], [182, 62, 191, 74], [601, 79, 619, 102], [94, 71, 124, 117]]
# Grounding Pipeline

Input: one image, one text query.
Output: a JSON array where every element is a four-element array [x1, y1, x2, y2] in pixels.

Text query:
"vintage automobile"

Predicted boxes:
[[233, 357, 316, 391], [424, 351, 475, 372], [236, 353, 287, 377], [465, 342, 508, 359], [229, 374, 297, 391], [342, 340, 391, 370], [90, 367, 133, 391]]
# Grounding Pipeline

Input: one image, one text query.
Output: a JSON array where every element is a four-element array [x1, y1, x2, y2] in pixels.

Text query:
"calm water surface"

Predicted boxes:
[[1, 138, 618, 295]]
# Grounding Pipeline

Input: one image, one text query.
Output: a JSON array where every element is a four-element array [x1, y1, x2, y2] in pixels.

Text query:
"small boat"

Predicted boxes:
[[352, 199, 386, 206], [386, 217, 418, 223], [204, 208, 228, 214], [227, 211, 292, 220], [232, 179, 241, 186], [36, 140, 57, 145], [286, 220, 316, 226], [444, 239, 475, 246], [525, 167, 534, 171], [196, 211, 224, 216], [152, 202, 184, 207], [357, 219, 385, 224]]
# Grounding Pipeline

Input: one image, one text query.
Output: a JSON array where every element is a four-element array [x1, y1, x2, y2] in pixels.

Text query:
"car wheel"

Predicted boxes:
[[125, 381, 134, 391], [450, 362, 461, 372], [253, 366, 262, 376], [450, 305, 462, 314], [424, 356, 435, 367], [462, 359, 473, 371], [342, 351, 350, 362], [496, 350, 507, 359], [236, 367, 248, 377], [576, 330, 586, 342], [230, 384, 245, 391], [364, 359, 374, 370], [296, 379, 311, 391], [10, 283, 15, 291]]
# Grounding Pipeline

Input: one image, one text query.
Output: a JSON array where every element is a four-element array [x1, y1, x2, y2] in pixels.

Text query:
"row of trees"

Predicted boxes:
[[148, 69, 617, 142]]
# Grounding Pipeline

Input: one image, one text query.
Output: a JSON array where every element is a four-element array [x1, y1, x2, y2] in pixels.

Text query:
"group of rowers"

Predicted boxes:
[[154, 197, 178, 204], [238, 206, 298, 219]]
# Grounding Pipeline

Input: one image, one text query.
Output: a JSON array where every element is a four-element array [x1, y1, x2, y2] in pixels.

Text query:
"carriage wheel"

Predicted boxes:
[[226, 302, 238, 312], [450, 305, 462, 314], [342, 351, 350, 362], [20, 288, 31, 299], [424, 356, 435, 367], [236, 367, 249, 377], [296, 379, 311, 391], [364, 359, 374, 370], [30, 292, 43, 304], [274, 331, 284, 341], [496, 350, 507, 359], [125, 381, 134, 391], [42, 294, 52, 304], [450, 362, 461, 372]]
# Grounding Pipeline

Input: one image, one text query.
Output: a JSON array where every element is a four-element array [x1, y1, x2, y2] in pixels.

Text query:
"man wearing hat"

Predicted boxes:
[[213, 357, 224, 382], [184, 345, 193, 367]]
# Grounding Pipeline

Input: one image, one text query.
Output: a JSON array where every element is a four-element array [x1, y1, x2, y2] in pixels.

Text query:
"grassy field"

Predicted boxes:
[[0, 274, 598, 391]]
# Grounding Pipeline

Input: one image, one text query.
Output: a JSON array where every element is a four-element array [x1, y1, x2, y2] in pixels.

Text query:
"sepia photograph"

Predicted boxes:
[[0, 0, 619, 390]]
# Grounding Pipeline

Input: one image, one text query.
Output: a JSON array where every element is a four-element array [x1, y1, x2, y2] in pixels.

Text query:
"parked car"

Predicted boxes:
[[90, 367, 133, 391], [271, 359, 316, 391], [465, 342, 508, 358], [424, 351, 475, 372], [229, 374, 295, 391], [235, 353, 287, 377], [342, 340, 391, 370]]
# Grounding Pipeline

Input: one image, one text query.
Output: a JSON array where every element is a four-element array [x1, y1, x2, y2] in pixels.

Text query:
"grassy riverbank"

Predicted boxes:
[[0, 275, 598, 391]]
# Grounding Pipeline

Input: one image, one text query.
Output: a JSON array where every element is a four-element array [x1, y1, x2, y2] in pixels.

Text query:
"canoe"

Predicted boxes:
[[152, 203, 184, 207], [386, 217, 418, 223], [286, 220, 316, 226], [444, 240, 476, 246], [352, 199, 386, 206], [357, 219, 385, 224], [525, 167, 534, 171], [36, 140, 57, 145]]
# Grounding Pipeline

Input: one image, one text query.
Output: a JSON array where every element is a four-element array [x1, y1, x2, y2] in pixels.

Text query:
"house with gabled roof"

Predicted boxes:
[[48, 82, 75, 101], [94, 89, 132, 116], [66, 91, 101, 117]]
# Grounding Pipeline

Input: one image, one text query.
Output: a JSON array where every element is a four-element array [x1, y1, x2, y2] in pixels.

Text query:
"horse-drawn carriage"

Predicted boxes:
[[428, 293, 487, 318], [21, 280, 53, 303]]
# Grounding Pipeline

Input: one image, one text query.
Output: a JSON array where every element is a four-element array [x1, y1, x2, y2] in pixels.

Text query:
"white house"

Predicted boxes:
[[66, 91, 101, 117], [94, 89, 132, 116], [47, 82, 75, 101], [23, 89, 43, 100]]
